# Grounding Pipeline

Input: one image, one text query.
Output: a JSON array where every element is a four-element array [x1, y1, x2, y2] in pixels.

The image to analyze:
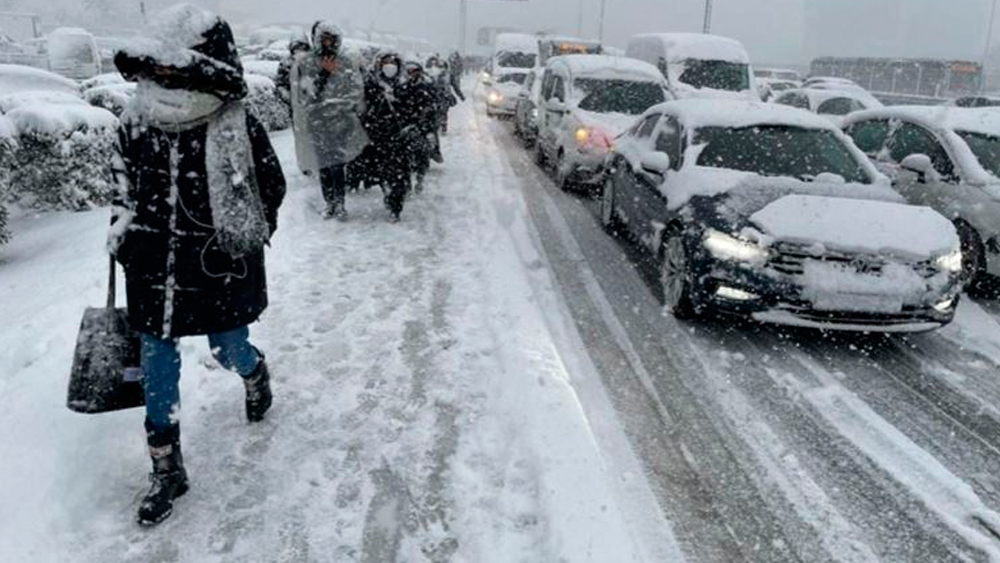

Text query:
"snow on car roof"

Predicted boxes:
[[0, 90, 87, 113], [0, 64, 80, 96], [549, 54, 662, 81], [6, 103, 118, 136], [0, 115, 14, 141], [631, 32, 749, 63], [845, 105, 1000, 137], [49, 27, 92, 37], [784, 88, 883, 108], [494, 33, 539, 53], [649, 99, 840, 131]]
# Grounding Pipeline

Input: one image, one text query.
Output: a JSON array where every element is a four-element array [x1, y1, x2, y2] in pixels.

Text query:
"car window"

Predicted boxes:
[[846, 119, 890, 155], [694, 125, 871, 184], [635, 114, 660, 138], [654, 117, 683, 170], [540, 72, 554, 100], [888, 122, 955, 179], [817, 97, 865, 116], [776, 93, 810, 109], [956, 130, 1000, 179], [497, 73, 527, 85], [575, 79, 666, 115], [553, 76, 566, 102], [678, 60, 750, 91]]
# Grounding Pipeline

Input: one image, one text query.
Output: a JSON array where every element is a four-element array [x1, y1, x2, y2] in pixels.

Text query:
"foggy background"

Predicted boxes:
[[2, 0, 997, 67]]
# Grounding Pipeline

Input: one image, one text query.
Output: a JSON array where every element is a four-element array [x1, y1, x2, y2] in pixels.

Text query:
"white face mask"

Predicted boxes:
[[382, 64, 398, 79]]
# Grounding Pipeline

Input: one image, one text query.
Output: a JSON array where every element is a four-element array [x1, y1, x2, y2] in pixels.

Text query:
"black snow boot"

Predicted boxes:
[[243, 356, 273, 423], [137, 422, 188, 527]]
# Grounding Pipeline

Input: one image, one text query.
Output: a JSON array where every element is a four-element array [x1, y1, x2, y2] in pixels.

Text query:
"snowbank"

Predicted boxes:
[[6, 103, 118, 136], [0, 90, 86, 113], [749, 194, 958, 259], [243, 59, 280, 80]]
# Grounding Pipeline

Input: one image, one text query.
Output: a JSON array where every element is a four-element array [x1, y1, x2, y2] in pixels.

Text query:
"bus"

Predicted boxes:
[[809, 57, 982, 102]]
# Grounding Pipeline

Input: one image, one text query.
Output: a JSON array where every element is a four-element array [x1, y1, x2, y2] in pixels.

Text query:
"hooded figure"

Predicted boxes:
[[359, 52, 413, 220], [275, 39, 311, 103], [397, 60, 440, 190], [110, 4, 286, 527], [290, 21, 369, 219]]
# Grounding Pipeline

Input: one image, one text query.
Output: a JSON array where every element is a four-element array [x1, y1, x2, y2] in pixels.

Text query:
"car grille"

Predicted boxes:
[[768, 243, 937, 279]]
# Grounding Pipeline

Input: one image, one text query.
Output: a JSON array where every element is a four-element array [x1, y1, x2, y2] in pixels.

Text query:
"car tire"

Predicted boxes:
[[661, 230, 700, 319], [956, 220, 992, 297], [600, 175, 623, 235], [534, 142, 547, 168]]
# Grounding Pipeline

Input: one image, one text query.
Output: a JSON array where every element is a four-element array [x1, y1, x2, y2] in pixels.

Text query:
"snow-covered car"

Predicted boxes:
[[947, 95, 1000, 108], [47, 27, 102, 79], [485, 69, 529, 118], [843, 106, 1000, 293], [537, 36, 603, 66], [755, 67, 802, 82], [0, 63, 80, 97], [601, 100, 962, 332], [625, 33, 757, 100], [80, 72, 126, 90], [756, 78, 799, 102], [488, 32, 539, 81], [773, 88, 883, 127], [804, 76, 860, 89], [535, 55, 668, 190], [513, 67, 544, 144]]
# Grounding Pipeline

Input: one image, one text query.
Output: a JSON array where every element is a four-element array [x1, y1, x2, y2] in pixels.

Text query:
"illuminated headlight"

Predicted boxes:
[[703, 229, 768, 263], [575, 127, 590, 145], [934, 248, 963, 273], [530, 107, 538, 120], [481, 71, 491, 81], [487, 91, 503, 104]]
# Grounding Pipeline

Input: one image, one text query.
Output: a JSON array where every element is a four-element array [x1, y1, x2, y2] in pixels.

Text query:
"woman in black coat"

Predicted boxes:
[[361, 52, 412, 220], [109, 5, 286, 526]]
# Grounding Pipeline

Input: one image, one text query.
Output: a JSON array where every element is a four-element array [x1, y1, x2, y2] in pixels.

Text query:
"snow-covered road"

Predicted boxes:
[[8, 93, 1000, 562], [0, 101, 677, 562]]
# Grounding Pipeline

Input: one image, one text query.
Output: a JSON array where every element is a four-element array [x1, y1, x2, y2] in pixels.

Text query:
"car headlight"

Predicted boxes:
[[703, 229, 769, 263], [934, 248, 963, 273], [487, 91, 503, 104], [530, 107, 538, 120], [575, 127, 590, 145]]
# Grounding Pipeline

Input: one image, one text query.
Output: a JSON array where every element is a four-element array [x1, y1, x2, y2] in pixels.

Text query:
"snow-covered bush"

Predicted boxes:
[[243, 60, 280, 81], [5, 103, 119, 210], [245, 73, 290, 131], [0, 116, 14, 247], [84, 83, 136, 117]]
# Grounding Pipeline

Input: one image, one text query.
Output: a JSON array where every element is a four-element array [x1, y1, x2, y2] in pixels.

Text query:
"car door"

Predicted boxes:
[[614, 113, 660, 231], [543, 75, 569, 159], [515, 72, 534, 128], [632, 115, 682, 253], [884, 121, 962, 214], [537, 71, 556, 153]]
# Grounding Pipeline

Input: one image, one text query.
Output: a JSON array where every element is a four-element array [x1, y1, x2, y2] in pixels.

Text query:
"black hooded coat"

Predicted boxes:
[[112, 11, 286, 338]]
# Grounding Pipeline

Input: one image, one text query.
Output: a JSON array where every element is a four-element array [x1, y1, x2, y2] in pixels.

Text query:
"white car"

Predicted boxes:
[[755, 67, 802, 82], [485, 69, 529, 118], [844, 106, 1000, 293], [773, 88, 883, 127], [626, 33, 757, 100], [47, 27, 102, 80], [513, 68, 544, 144], [535, 55, 668, 190], [601, 100, 962, 331]]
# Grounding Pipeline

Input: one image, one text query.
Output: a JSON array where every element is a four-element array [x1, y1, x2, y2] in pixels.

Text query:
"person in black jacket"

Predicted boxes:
[[397, 61, 439, 191], [275, 39, 310, 104], [361, 52, 411, 220], [110, 4, 286, 527]]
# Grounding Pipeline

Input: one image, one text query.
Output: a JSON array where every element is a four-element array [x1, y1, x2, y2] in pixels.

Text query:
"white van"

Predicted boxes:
[[489, 33, 539, 75], [47, 28, 101, 80], [625, 33, 755, 100]]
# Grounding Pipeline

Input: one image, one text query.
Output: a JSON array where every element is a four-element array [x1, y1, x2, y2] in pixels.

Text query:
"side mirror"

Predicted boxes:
[[900, 153, 934, 183], [641, 152, 671, 175]]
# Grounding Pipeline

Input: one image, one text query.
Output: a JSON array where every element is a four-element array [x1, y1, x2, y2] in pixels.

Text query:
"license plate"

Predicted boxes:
[[812, 294, 903, 313]]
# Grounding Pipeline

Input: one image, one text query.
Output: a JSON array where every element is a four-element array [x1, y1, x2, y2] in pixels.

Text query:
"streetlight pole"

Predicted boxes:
[[577, 0, 584, 37], [982, 0, 998, 93], [459, 0, 468, 53], [703, 0, 713, 34], [598, 0, 608, 43]]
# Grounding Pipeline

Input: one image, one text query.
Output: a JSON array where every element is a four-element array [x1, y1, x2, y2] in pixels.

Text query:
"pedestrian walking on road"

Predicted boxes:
[[398, 61, 440, 192], [361, 52, 413, 221], [448, 50, 466, 103], [290, 21, 369, 220], [111, 4, 286, 527]]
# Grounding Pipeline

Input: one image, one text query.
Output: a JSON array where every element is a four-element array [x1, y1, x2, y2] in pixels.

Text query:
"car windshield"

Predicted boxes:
[[678, 59, 750, 91], [695, 125, 871, 184], [497, 73, 526, 85], [958, 130, 1000, 177], [496, 51, 536, 68], [575, 78, 665, 115]]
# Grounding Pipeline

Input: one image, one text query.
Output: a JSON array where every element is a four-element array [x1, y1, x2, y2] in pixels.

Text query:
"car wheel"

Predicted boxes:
[[600, 176, 623, 235], [956, 220, 991, 296], [661, 231, 700, 319], [534, 142, 547, 167]]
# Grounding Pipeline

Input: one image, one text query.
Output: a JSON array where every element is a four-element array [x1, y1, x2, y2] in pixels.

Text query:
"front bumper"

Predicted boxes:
[[565, 149, 610, 185], [693, 255, 959, 333], [486, 97, 517, 115]]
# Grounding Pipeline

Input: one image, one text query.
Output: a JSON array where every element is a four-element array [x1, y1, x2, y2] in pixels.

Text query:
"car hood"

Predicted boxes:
[[748, 194, 958, 260]]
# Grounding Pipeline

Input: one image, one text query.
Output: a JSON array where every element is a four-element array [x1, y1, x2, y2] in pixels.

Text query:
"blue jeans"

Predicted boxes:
[[141, 326, 261, 432]]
